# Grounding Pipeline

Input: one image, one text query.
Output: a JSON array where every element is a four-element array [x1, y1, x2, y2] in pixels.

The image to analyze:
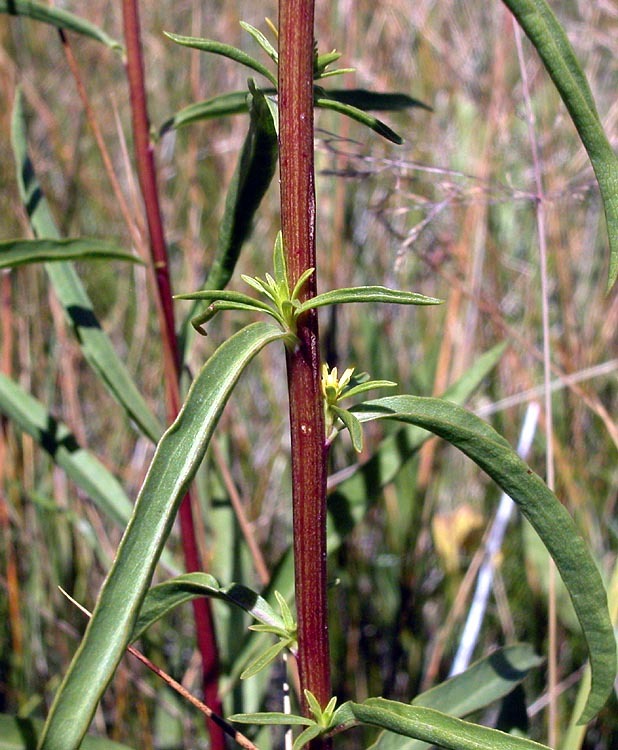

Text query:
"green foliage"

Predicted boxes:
[[500, 0, 618, 289], [0, 0, 122, 51], [38, 323, 285, 750], [1, 3, 616, 750]]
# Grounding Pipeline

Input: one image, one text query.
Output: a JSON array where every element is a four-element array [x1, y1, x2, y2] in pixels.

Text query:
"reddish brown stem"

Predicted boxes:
[[279, 0, 332, 740], [121, 3, 224, 747]]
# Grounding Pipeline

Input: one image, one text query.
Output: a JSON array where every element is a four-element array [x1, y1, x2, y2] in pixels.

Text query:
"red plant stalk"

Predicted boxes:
[[279, 0, 333, 739], [121, 3, 224, 747]]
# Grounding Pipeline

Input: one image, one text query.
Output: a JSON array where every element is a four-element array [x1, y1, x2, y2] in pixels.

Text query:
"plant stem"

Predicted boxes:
[[121, 3, 224, 748], [278, 0, 332, 738]]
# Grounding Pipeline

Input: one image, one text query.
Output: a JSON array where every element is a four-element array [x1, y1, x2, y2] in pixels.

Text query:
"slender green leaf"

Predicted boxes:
[[39, 322, 286, 750], [178, 84, 279, 352], [369, 644, 544, 750], [0, 238, 141, 269], [229, 712, 312, 726], [318, 88, 431, 112], [240, 639, 289, 680], [131, 573, 286, 642], [11, 88, 163, 444], [350, 699, 550, 750], [202, 82, 279, 291], [315, 97, 404, 144], [293, 725, 323, 750], [164, 32, 277, 86], [297, 286, 442, 314], [240, 21, 278, 65], [502, 0, 618, 288], [0, 714, 134, 750], [0, 0, 122, 50], [331, 405, 364, 452], [160, 91, 250, 135], [351, 395, 616, 722]]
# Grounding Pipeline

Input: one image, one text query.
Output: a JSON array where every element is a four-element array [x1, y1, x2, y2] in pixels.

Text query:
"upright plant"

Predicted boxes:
[[0, 1, 616, 750]]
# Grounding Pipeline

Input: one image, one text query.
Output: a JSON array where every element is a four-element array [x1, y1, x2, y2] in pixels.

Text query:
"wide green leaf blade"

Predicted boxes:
[[164, 32, 277, 87], [0, 0, 122, 51], [11, 88, 163, 444], [160, 91, 250, 134], [0, 238, 140, 269], [350, 699, 549, 750], [319, 88, 431, 112], [0, 714, 134, 750], [131, 572, 286, 642], [297, 286, 442, 314], [315, 97, 404, 144], [351, 395, 616, 722], [39, 322, 286, 750], [502, 0, 618, 288], [369, 644, 544, 750]]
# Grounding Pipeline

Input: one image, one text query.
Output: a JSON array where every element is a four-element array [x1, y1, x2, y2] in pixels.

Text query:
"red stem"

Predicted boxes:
[[279, 0, 332, 737], [121, 3, 224, 747]]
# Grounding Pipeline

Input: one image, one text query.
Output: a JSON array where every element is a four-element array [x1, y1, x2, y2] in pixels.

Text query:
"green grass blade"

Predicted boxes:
[[369, 644, 544, 750], [159, 91, 251, 135], [0, 714, 134, 750], [502, 0, 618, 289], [315, 97, 404, 144], [0, 374, 132, 529], [351, 395, 616, 722], [0, 238, 141, 269], [11, 88, 163, 444], [39, 322, 285, 750], [164, 32, 277, 87], [0, 0, 122, 51], [351, 699, 550, 750], [131, 572, 286, 642]]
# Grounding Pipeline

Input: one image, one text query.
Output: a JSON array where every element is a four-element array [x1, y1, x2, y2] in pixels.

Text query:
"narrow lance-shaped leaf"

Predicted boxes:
[[297, 286, 442, 314], [501, 0, 618, 289], [318, 88, 431, 112], [165, 32, 277, 87], [11, 88, 163, 444], [131, 573, 288, 643], [0, 0, 122, 50], [315, 97, 404, 144], [350, 699, 550, 750], [351, 395, 616, 723], [178, 83, 279, 354], [0, 238, 141, 269], [369, 644, 544, 750], [160, 91, 250, 135], [39, 322, 286, 750]]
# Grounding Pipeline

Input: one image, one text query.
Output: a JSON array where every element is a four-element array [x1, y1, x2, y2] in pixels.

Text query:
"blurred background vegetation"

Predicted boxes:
[[0, 1, 616, 748]]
